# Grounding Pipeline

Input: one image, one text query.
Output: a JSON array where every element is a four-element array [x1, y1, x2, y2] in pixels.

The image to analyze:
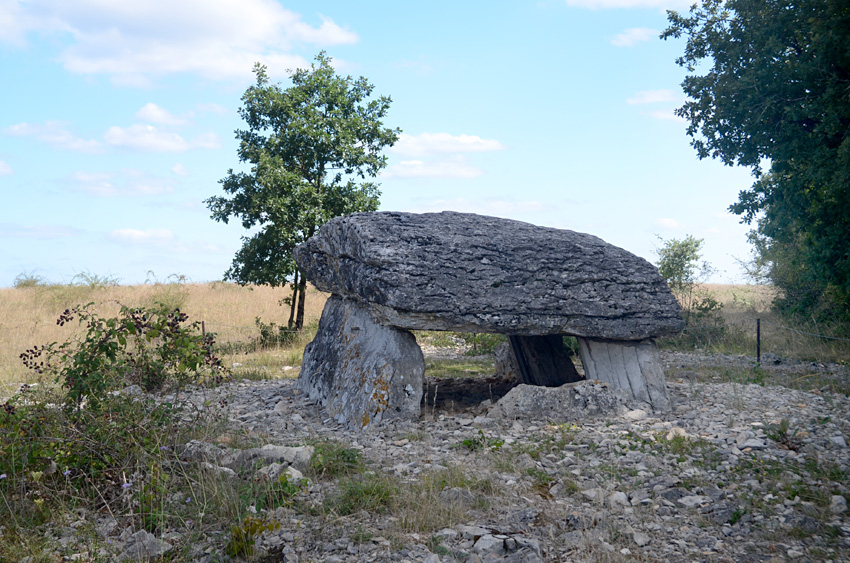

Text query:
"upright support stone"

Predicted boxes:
[[298, 296, 424, 427], [577, 338, 671, 412], [508, 335, 583, 387]]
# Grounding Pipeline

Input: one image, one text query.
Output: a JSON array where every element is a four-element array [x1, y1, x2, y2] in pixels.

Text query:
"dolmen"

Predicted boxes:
[[293, 211, 684, 428]]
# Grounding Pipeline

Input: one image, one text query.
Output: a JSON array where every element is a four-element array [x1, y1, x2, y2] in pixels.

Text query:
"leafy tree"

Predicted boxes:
[[662, 0, 850, 324], [206, 52, 400, 330], [656, 235, 722, 325]]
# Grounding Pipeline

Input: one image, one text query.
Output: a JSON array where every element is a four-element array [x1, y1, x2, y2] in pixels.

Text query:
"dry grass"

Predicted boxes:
[[0, 282, 328, 393], [663, 283, 850, 364]]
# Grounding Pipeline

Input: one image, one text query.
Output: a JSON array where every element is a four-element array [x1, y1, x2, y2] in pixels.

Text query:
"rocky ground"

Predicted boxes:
[[19, 350, 850, 562]]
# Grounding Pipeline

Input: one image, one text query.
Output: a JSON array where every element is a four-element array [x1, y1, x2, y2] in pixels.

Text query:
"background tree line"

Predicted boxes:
[[663, 0, 850, 330]]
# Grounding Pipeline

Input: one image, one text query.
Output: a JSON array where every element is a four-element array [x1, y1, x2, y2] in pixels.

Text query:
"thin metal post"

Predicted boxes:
[[202, 320, 206, 337], [756, 318, 761, 366]]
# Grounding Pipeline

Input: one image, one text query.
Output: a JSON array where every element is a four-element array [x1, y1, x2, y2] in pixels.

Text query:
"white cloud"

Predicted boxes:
[[135, 103, 189, 125], [0, 160, 11, 175], [171, 163, 189, 177], [391, 133, 505, 157], [189, 132, 221, 149], [627, 89, 678, 105], [647, 108, 686, 121], [73, 169, 175, 196], [383, 158, 483, 179], [196, 102, 229, 115], [109, 228, 174, 243], [612, 27, 658, 47], [655, 218, 681, 229], [103, 124, 220, 152], [2, 0, 357, 83], [4, 121, 103, 153]]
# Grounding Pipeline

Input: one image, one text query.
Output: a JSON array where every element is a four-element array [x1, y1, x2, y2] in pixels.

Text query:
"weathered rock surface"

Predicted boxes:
[[298, 296, 424, 427], [294, 211, 684, 340], [578, 338, 671, 412], [493, 380, 627, 421]]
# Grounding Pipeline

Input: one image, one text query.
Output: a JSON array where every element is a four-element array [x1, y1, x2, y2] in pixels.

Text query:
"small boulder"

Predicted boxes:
[[493, 380, 626, 422]]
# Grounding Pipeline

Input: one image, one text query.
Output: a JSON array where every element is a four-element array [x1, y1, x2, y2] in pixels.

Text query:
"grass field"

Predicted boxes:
[[0, 281, 327, 393], [2, 280, 847, 397]]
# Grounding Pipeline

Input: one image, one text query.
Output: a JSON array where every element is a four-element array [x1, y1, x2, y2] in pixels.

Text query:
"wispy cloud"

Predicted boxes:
[[73, 169, 175, 196], [109, 228, 174, 243], [626, 89, 678, 105], [4, 121, 103, 153], [391, 133, 505, 157], [383, 157, 483, 179], [0, 160, 11, 175], [612, 27, 658, 47], [1, 0, 357, 83], [647, 109, 686, 121], [655, 217, 681, 229], [104, 124, 220, 152], [0, 223, 82, 239], [135, 103, 189, 126], [171, 163, 189, 177]]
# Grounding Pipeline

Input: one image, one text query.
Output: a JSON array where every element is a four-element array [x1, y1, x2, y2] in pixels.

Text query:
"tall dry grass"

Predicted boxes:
[[0, 282, 327, 393], [663, 283, 850, 363]]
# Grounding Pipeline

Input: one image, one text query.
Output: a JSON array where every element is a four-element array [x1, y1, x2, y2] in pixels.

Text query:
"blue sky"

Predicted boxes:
[[0, 0, 757, 287]]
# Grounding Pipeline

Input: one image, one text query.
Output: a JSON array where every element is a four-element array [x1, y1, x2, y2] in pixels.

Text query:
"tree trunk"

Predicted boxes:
[[287, 270, 299, 329], [296, 226, 317, 331], [295, 269, 308, 331]]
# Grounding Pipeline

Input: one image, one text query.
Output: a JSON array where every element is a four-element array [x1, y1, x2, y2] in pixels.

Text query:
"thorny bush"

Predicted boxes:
[[19, 302, 229, 411]]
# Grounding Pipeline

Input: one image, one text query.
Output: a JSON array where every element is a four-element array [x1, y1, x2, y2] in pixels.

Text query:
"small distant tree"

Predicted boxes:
[[206, 52, 400, 330], [656, 235, 722, 324]]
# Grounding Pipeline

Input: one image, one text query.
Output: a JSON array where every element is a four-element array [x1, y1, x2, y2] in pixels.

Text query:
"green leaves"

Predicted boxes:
[[206, 52, 399, 329], [20, 304, 228, 412], [663, 0, 850, 325]]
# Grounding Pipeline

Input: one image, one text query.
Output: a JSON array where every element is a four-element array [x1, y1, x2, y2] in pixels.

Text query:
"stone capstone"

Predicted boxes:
[[294, 211, 684, 340], [297, 296, 424, 427]]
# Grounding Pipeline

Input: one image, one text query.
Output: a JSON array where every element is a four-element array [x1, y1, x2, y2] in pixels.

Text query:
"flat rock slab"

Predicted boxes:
[[294, 211, 684, 340], [298, 296, 424, 427], [577, 338, 672, 411]]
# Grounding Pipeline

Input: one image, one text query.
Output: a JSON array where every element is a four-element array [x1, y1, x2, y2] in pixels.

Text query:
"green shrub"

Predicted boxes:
[[19, 303, 229, 410], [309, 441, 362, 479], [254, 316, 298, 348], [13, 271, 49, 288]]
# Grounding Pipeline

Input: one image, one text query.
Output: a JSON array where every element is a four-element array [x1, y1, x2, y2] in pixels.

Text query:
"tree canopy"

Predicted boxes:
[[662, 0, 850, 323], [206, 52, 400, 329]]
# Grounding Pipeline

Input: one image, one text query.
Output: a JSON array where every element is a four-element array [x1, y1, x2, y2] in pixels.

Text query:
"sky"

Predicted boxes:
[[0, 0, 759, 288]]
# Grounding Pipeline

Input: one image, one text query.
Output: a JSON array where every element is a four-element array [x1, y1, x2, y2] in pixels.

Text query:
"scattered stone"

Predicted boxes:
[[832, 495, 848, 514], [830, 435, 847, 448], [39, 348, 850, 562], [118, 530, 172, 561], [633, 531, 651, 547]]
